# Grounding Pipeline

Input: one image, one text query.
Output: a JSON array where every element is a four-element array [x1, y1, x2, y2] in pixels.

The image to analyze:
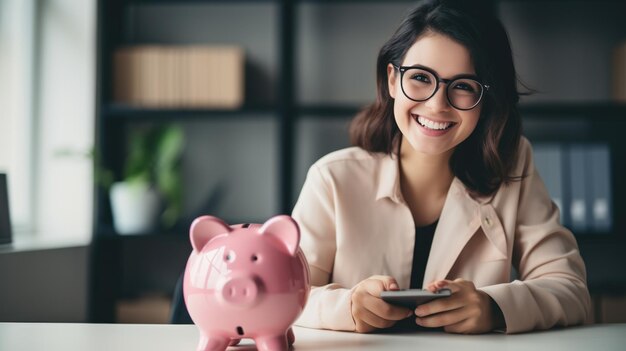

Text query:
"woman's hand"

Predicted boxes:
[[350, 275, 414, 333], [415, 279, 505, 334]]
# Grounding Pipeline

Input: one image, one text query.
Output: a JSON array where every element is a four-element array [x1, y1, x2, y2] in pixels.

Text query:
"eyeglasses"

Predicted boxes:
[[392, 64, 490, 111]]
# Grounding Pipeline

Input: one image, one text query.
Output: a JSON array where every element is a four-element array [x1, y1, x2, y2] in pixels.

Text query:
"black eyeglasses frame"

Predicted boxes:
[[392, 64, 490, 111]]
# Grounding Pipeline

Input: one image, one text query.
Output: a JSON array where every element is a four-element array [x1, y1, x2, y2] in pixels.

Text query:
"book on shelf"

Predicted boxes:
[[113, 45, 244, 109], [587, 144, 612, 232], [568, 144, 591, 232]]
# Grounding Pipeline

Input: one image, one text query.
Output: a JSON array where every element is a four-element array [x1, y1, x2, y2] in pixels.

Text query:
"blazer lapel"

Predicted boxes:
[[423, 178, 482, 286]]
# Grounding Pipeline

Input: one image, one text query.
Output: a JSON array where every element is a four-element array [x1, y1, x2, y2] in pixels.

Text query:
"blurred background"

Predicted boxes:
[[1, 0, 626, 325]]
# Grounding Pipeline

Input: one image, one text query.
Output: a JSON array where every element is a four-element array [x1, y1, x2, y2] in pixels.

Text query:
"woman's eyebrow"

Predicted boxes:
[[405, 63, 477, 79]]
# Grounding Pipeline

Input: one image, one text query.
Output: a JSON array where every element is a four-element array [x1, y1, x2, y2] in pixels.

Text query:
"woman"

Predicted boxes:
[[292, 0, 591, 334]]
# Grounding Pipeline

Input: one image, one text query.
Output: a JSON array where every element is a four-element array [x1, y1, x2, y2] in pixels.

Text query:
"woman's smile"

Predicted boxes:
[[411, 114, 456, 132], [411, 113, 457, 137]]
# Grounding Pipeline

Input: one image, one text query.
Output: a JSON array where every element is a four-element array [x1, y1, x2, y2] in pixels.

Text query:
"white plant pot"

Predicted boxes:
[[110, 181, 160, 235]]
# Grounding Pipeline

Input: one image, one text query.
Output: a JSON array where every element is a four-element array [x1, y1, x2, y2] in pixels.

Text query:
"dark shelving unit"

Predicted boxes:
[[90, 0, 626, 322]]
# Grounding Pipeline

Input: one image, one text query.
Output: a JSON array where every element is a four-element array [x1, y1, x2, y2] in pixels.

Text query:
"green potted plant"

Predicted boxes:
[[108, 124, 184, 234]]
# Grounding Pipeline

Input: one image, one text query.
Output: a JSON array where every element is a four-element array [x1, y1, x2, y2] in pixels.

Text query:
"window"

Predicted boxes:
[[0, 0, 96, 240], [0, 0, 36, 232]]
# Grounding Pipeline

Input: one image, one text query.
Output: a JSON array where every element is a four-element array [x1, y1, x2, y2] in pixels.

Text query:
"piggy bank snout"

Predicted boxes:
[[221, 276, 261, 307]]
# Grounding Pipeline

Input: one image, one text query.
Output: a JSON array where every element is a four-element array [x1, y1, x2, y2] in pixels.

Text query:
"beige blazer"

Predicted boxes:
[[292, 137, 591, 334]]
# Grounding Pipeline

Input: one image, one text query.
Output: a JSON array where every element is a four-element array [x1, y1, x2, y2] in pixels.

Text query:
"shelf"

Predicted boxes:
[[127, 0, 276, 4], [298, 104, 364, 117], [95, 216, 267, 241], [126, 0, 421, 4], [103, 102, 626, 121], [103, 104, 277, 120], [96, 225, 184, 241], [519, 102, 626, 118], [297, 102, 626, 120], [574, 233, 626, 243]]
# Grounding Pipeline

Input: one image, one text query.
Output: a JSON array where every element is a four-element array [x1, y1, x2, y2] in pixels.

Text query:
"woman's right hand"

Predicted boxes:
[[350, 275, 414, 333]]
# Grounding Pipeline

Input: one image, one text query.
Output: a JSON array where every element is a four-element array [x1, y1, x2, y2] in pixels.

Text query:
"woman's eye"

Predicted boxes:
[[454, 82, 475, 92], [410, 74, 430, 83]]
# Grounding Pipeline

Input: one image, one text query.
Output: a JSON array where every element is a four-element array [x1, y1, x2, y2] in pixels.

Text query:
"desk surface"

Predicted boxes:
[[1, 323, 625, 351]]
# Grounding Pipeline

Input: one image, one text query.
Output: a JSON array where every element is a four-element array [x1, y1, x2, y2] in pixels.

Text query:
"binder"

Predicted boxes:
[[568, 145, 591, 232], [532, 143, 567, 226], [587, 144, 612, 232]]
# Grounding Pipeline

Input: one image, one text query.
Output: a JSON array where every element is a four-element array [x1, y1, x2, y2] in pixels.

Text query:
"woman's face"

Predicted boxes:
[[387, 32, 482, 156]]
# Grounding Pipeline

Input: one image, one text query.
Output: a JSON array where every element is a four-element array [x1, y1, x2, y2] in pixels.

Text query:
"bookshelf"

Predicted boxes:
[[90, 0, 626, 322]]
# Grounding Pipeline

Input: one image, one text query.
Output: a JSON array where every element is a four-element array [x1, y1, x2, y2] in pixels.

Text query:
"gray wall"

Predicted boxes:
[[180, 118, 278, 223], [498, 0, 626, 103], [296, 3, 410, 105]]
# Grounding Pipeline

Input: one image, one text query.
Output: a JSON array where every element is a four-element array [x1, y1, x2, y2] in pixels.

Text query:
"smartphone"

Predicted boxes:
[[380, 288, 452, 309]]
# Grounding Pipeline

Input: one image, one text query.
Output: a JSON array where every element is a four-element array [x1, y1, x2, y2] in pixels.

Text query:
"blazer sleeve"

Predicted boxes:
[[292, 164, 356, 331], [480, 139, 592, 334]]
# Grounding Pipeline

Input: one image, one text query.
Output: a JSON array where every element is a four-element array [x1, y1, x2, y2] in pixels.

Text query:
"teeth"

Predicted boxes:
[[417, 116, 452, 130]]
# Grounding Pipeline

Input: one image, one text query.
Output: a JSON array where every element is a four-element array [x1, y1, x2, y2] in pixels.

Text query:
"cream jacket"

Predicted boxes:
[[292, 137, 591, 334]]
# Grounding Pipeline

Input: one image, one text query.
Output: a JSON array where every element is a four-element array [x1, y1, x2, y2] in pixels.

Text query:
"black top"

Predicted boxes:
[[410, 220, 438, 289], [385, 220, 438, 333]]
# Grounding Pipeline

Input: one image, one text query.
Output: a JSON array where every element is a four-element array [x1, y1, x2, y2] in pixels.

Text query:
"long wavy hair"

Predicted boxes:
[[349, 0, 523, 197]]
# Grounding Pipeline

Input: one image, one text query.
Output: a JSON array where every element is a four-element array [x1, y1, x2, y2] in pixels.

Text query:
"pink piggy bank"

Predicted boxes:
[[183, 215, 310, 351]]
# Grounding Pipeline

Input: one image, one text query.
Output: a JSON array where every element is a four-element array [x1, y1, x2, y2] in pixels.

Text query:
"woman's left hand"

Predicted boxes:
[[414, 279, 504, 334]]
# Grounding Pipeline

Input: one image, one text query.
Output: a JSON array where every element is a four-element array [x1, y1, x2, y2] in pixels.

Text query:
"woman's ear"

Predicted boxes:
[[387, 63, 397, 99]]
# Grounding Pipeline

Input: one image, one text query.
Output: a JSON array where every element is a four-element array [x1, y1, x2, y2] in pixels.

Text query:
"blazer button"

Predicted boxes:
[[484, 217, 492, 226]]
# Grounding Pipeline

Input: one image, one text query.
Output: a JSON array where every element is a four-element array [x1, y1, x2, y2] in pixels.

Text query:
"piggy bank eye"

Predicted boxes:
[[251, 254, 259, 262], [225, 251, 236, 262]]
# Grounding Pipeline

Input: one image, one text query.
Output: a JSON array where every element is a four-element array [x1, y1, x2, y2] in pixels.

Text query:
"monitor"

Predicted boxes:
[[0, 173, 12, 244]]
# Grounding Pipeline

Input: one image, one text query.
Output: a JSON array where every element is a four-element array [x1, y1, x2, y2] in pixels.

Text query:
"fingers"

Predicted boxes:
[[356, 306, 397, 330], [354, 319, 376, 333], [353, 287, 412, 320], [415, 306, 470, 328], [351, 276, 412, 333], [425, 279, 466, 293], [418, 279, 467, 317], [425, 280, 449, 292], [363, 275, 400, 295], [371, 297, 414, 321], [444, 319, 473, 334], [419, 279, 495, 334], [414, 294, 465, 317], [443, 317, 488, 334]]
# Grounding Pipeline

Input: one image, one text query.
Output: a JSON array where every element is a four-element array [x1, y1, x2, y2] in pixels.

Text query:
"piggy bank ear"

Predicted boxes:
[[259, 215, 300, 256], [190, 216, 231, 252]]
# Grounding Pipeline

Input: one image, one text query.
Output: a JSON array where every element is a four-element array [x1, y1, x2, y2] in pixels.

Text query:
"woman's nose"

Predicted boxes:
[[424, 83, 451, 112]]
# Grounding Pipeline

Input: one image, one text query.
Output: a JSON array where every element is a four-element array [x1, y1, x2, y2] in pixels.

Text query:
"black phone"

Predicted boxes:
[[380, 288, 452, 309]]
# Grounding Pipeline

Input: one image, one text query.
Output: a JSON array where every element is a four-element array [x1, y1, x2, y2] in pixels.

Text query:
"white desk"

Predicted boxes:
[[1, 323, 625, 350]]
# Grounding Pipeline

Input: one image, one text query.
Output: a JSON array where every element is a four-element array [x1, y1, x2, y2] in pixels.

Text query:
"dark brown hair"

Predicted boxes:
[[350, 0, 523, 197]]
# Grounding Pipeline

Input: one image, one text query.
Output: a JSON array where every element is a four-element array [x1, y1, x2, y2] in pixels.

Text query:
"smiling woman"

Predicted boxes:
[[292, 0, 590, 336]]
